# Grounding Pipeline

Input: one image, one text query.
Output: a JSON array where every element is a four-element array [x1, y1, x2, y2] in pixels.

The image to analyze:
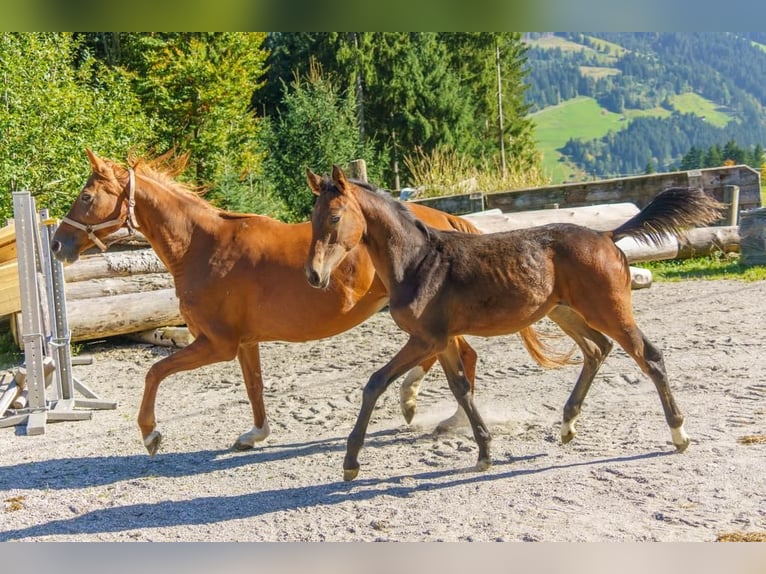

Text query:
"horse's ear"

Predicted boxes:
[[86, 148, 110, 176], [306, 168, 322, 196], [332, 165, 349, 194]]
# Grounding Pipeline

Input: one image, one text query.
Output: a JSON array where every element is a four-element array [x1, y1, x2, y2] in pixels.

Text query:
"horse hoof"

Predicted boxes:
[[671, 425, 690, 453], [561, 431, 575, 444], [475, 458, 492, 472], [231, 440, 254, 451], [675, 437, 691, 453], [144, 430, 162, 457], [402, 404, 416, 425], [343, 467, 359, 481]]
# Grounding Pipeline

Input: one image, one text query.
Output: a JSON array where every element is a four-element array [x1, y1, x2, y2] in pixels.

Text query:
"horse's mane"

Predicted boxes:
[[126, 151, 202, 196], [116, 151, 252, 220], [320, 174, 432, 239]]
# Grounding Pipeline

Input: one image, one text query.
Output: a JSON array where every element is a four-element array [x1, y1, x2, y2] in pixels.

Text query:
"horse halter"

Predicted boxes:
[[60, 167, 140, 252]]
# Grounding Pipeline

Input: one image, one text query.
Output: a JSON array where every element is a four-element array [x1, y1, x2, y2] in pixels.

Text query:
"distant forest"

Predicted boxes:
[[524, 32, 766, 177]]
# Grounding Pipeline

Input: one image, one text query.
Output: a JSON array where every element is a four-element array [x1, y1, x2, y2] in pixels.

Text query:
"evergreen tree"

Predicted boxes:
[[260, 64, 384, 222]]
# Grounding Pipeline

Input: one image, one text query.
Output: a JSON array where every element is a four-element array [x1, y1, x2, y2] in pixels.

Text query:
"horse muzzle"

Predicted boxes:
[[49, 236, 81, 264], [305, 263, 330, 289]]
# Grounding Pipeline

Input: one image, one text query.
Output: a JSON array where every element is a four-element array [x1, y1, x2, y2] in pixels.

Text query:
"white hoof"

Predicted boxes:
[[671, 424, 690, 453], [234, 420, 271, 449], [561, 416, 578, 444]]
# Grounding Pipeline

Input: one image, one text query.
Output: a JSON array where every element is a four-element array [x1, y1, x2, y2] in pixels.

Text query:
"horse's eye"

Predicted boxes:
[[80, 192, 93, 203], [330, 215, 341, 224]]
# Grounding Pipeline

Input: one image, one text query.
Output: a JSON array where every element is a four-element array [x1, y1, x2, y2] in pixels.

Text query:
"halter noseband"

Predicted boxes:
[[60, 167, 140, 252]]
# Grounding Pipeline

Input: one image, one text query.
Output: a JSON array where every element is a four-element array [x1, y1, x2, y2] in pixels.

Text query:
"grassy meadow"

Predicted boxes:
[[530, 93, 735, 184]]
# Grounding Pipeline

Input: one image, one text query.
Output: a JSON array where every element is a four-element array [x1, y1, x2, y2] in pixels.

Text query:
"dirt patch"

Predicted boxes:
[[1, 279, 764, 541]]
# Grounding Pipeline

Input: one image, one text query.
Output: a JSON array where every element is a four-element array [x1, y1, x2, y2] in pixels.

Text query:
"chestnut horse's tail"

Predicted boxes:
[[610, 187, 724, 247], [518, 326, 579, 369]]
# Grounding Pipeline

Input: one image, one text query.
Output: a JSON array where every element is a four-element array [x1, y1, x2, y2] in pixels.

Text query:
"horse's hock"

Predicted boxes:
[[739, 208, 766, 265]]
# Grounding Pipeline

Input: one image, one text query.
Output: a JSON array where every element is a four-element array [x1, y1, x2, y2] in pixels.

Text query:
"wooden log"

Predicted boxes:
[[464, 203, 640, 234], [0, 260, 21, 317], [677, 226, 740, 259], [127, 326, 195, 348], [64, 249, 167, 283], [739, 208, 766, 265], [11, 389, 27, 410], [64, 288, 184, 342], [630, 266, 653, 290], [0, 223, 17, 264], [65, 272, 175, 301], [0, 380, 19, 416], [617, 233, 680, 263]]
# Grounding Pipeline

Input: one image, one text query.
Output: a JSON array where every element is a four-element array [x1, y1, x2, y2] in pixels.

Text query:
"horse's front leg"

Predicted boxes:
[[138, 334, 236, 456], [345, 336, 438, 481], [233, 344, 270, 449]]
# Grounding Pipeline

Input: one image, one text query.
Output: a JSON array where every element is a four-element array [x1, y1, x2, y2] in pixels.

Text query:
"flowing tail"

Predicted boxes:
[[518, 326, 579, 369], [610, 187, 724, 246]]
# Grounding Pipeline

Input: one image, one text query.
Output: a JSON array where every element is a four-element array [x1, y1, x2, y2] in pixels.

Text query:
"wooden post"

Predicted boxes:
[[724, 185, 740, 226], [348, 159, 368, 183]]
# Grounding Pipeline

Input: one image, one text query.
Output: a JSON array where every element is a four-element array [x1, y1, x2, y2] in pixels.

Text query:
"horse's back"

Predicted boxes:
[[405, 202, 480, 234], [420, 223, 632, 333]]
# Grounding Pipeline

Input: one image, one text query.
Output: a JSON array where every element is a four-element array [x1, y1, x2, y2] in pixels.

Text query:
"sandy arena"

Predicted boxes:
[[1, 279, 764, 542]]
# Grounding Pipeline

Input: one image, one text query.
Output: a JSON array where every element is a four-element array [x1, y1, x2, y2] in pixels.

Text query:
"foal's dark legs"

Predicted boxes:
[[631, 331, 690, 452], [344, 336, 439, 481], [571, 305, 690, 453], [547, 305, 613, 444]]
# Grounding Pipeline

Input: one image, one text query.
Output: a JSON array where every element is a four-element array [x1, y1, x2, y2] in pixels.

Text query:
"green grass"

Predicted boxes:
[[531, 96, 624, 183], [642, 253, 766, 281], [531, 91, 735, 184], [525, 34, 624, 65], [579, 66, 621, 79], [669, 92, 733, 128]]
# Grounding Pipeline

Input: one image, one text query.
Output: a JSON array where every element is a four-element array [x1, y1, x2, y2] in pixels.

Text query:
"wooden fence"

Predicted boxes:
[[409, 165, 762, 218]]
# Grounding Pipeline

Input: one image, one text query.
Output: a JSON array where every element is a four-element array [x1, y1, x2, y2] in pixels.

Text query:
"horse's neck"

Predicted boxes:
[[133, 174, 213, 274], [356, 189, 429, 288]]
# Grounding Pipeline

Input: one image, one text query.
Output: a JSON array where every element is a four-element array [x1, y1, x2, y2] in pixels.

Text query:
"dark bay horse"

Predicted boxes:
[[305, 166, 724, 481], [50, 150, 549, 456]]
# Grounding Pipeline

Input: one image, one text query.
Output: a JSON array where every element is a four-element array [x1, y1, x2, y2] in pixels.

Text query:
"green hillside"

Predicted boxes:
[[531, 97, 618, 182], [531, 92, 733, 183], [524, 32, 766, 181]]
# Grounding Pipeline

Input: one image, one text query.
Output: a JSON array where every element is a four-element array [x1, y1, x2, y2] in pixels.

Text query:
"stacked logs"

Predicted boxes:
[[5, 230, 186, 346], [61, 246, 184, 342]]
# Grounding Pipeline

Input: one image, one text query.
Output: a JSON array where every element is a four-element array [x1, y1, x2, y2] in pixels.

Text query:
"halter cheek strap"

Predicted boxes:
[[61, 167, 140, 252]]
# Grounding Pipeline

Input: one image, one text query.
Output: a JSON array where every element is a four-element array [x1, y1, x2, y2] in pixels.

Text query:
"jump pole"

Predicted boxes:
[[0, 192, 115, 435]]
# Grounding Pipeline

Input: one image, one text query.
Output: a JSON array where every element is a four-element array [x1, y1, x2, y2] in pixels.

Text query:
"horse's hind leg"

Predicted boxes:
[[580, 296, 690, 453], [435, 336, 476, 432], [138, 333, 237, 456], [437, 337, 491, 471], [400, 335, 477, 430], [612, 326, 690, 452], [233, 344, 270, 450], [547, 305, 613, 445]]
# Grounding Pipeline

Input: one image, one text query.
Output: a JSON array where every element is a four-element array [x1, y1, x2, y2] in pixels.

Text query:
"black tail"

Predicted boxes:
[[610, 187, 724, 247]]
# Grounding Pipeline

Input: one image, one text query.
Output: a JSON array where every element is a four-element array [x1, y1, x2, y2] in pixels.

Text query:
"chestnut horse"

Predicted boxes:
[[305, 166, 724, 480], [50, 150, 549, 456]]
